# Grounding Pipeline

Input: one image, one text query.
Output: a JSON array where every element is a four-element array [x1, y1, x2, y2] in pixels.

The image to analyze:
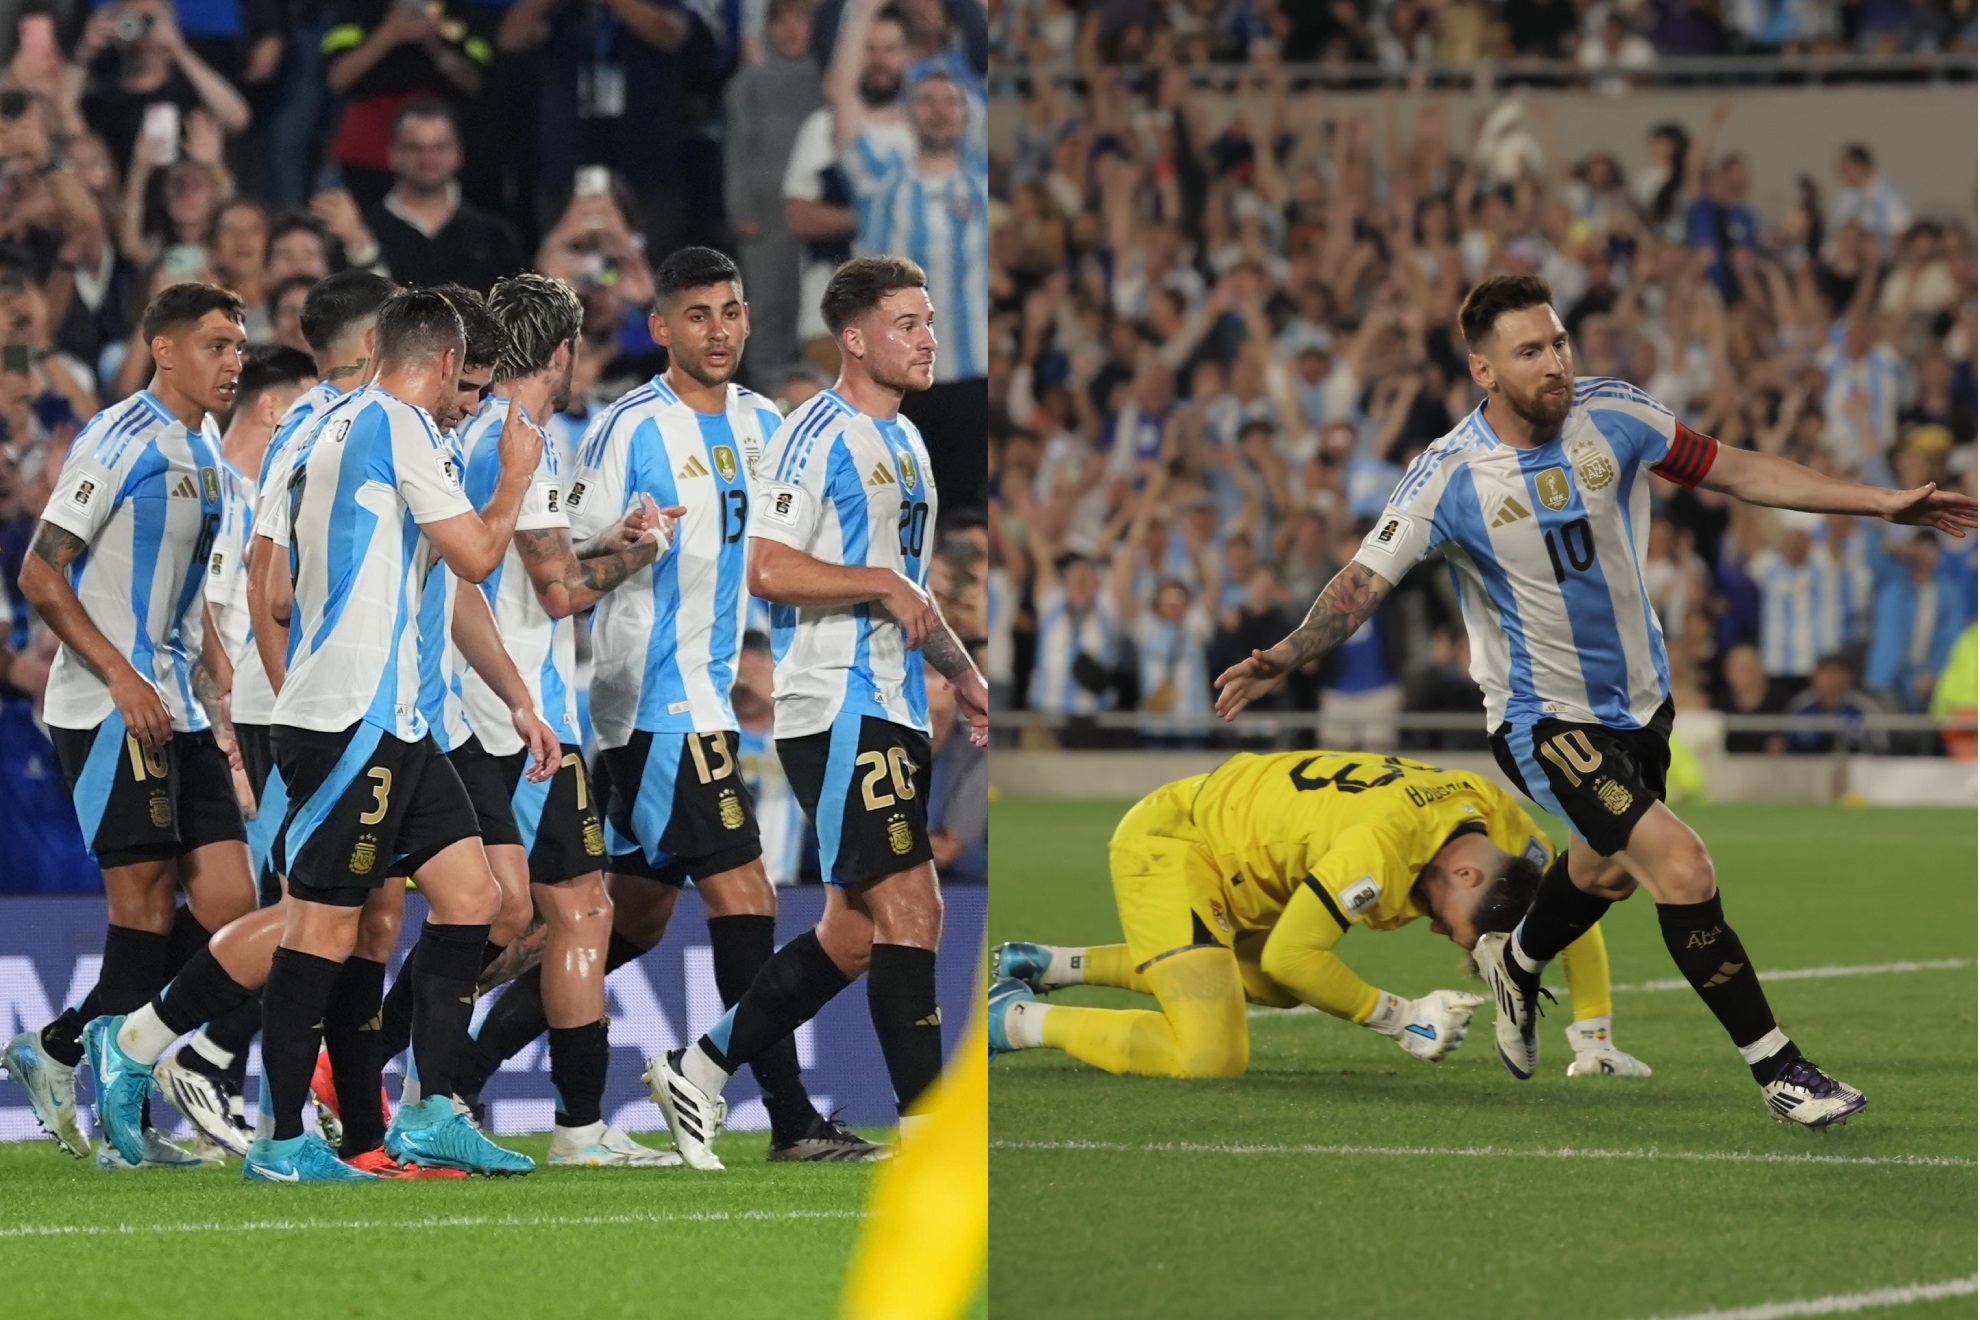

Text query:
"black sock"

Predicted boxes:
[[457, 968, 548, 1101], [699, 929, 851, 1075], [376, 963, 415, 1067], [1657, 895, 1801, 1084], [1511, 853, 1615, 983], [324, 957, 387, 1157], [261, 948, 344, 1141], [40, 988, 99, 1067], [155, 949, 255, 1035], [549, 1021, 609, 1129], [97, 926, 174, 1017], [407, 922, 489, 1100], [708, 915, 819, 1141], [867, 944, 942, 1115], [606, 930, 645, 973], [164, 906, 211, 979]]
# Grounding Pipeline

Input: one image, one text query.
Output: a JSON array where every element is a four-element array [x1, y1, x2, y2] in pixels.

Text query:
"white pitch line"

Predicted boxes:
[[0, 1208, 860, 1241], [1642, 1275, 1979, 1320], [1247, 958, 1973, 1018], [991, 1139, 1976, 1170]]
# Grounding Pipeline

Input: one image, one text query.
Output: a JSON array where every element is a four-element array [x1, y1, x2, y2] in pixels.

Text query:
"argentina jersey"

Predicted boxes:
[[565, 377, 780, 746], [1352, 377, 1718, 732], [750, 389, 937, 739], [203, 459, 256, 683], [416, 433, 472, 753], [41, 392, 226, 733], [273, 385, 476, 737], [456, 395, 575, 754], [843, 134, 989, 382]]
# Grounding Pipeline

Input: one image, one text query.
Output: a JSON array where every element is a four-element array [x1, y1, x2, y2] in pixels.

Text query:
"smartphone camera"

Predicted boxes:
[[0, 91, 29, 121], [113, 10, 154, 43]]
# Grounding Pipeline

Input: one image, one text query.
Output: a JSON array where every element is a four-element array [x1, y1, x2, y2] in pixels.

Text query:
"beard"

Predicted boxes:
[[868, 354, 933, 395], [551, 353, 577, 412], [1505, 376, 1573, 431], [859, 70, 902, 107]]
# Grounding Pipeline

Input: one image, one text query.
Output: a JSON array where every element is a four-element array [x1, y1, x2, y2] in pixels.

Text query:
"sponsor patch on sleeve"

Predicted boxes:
[[1338, 874, 1382, 917], [1524, 837, 1551, 869], [437, 453, 462, 493], [1366, 513, 1412, 556], [758, 482, 802, 530]]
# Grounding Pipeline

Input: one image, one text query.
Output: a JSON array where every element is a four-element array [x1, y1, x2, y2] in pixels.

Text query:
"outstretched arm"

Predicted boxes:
[[1700, 445, 1978, 537], [1213, 561, 1393, 719], [20, 520, 173, 747]]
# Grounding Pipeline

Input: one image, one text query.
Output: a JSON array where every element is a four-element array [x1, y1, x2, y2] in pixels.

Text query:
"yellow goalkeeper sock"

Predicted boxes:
[[1070, 944, 1151, 994], [1035, 945, 1249, 1078], [1561, 925, 1613, 1022]]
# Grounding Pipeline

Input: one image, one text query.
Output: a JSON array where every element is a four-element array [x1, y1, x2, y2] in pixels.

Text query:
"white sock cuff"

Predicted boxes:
[[117, 1004, 180, 1065], [188, 1029, 235, 1071], [1738, 1027, 1792, 1067], [1004, 1000, 1049, 1050], [1508, 921, 1547, 975], [1047, 947, 1084, 990], [683, 1042, 733, 1097]]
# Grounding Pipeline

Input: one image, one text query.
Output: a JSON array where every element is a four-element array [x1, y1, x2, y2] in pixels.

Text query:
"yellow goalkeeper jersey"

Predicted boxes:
[[1186, 751, 1556, 938]]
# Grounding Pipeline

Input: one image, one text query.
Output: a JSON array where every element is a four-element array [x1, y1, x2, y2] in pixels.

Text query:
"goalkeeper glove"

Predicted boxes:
[[1364, 989, 1485, 1062]]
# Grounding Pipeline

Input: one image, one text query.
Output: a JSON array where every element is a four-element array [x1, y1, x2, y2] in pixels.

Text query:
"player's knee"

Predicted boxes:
[[491, 881, 533, 943], [1176, 1027, 1249, 1079], [1582, 860, 1636, 901], [355, 905, 401, 962]]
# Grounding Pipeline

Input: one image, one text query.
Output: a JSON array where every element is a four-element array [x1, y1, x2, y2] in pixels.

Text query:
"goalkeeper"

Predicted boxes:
[[989, 751, 1648, 1078]]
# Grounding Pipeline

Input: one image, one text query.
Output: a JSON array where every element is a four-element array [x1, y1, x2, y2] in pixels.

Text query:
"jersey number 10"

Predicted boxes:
[[1543, 517, 1597, 584]]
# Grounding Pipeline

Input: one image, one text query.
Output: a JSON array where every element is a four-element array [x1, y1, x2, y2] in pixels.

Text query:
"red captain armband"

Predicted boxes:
[[1649, 422, 1719, 489]]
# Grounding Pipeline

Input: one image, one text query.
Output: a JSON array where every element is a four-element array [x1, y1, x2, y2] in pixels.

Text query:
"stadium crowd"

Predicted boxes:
[[0, 0, 992, 889], [985, 7, 1979, 756]]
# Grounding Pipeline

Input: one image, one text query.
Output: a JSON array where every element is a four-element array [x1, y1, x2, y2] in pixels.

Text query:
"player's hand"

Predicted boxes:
[[953, 667, 990, 747], [512, 705, 560, 782], [110, 664, 172, 751], [1212, 643, 1297, 721], [875, 572, 937, 649], [495, 396, 545, 485], [1369, 990, 1484, 1062], [1881, 482, 1979, 538]]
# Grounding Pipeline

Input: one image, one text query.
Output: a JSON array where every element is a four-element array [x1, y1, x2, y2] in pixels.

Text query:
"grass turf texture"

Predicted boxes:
[[990, 800, 1977, 1320], [0, 1128, 918, 1319]]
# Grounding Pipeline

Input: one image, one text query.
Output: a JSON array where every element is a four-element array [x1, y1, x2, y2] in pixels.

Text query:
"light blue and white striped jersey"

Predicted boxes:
[[455, 396, 575, 755], [565, 377, 781, 747], [203, 459, 256, 690], [235, 381, 345, 723], [740, 723, 808, 886], [1028, 589, 1117, 716], [1752, 548, 1841, 678], [273, 385, 475, 737], [750, 389, 937, 738], [416, 433, 472, 754], [1135, 608, 1211, 720], [42, 392, 226, 733], [843, 132, 989, 383], [1352, 377, 1717, 731], [1814, 523, 1875, 644]]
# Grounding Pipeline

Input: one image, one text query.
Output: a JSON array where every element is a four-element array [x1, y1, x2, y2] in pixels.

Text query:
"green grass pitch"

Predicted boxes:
[[0, 1129, 898, 1319], [990, 800, 1977, 1320]]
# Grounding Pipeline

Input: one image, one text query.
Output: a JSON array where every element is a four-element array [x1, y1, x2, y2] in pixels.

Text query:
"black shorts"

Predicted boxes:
[[508, 742, 607, 884], [236, 723, 275, 801], [446, 737, 524, 849], [50, 722, 247, 869], [1490, 701, 1673, 857], [272, 722, 478, 906], [598, 730, 762, 887], [779, 715, 932, 890]]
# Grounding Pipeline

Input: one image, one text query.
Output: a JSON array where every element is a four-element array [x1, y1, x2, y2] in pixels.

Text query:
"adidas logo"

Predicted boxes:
[[677, 455, 710, 479], [914, 1010, 942, 1028], [866, 462, 894, 487], [1701, 961, 1745, 989], [171, 475, 198, 499], [1489, 496, 1532, 528]]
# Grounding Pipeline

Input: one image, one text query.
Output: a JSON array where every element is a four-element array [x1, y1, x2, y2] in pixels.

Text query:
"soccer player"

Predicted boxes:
[[1214, 275, 1977, 1127], [984, 752, 1651, 1078], [1, 284, 255, 1167], [244, 288, 545, 1180], [645, 255, 988, 1169], [452, 249, 876, 1161]]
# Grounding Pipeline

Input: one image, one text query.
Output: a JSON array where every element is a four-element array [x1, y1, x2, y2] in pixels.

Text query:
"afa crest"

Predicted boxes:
[[582, 818, 605, 856], [350, 834, 378, 875], [200, 468, 220, 502], [896, 451, 918, 491], [1535, 466, 1573, 512], [886, 813, 915, 856], [713, 445, 738, 483], [1570, 442, 1615, 492], [148, 792, 172, 829], [718, 789, 744, 831]]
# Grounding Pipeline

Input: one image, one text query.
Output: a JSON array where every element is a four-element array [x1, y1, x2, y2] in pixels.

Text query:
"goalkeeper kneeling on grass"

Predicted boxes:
[[989, 751, 1649, 1079]]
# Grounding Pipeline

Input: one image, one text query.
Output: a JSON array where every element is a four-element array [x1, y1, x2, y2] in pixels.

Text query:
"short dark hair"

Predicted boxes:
[[767, 0, 812, 21], [393, 98, 459, 145], [141, 282, 245, 343], [298, 269, 395, 358], [1471, 851, 1545, 936], [235, 343, 317, 410], [1843, 142, 1873, 169], [430, 283, 505, 371], [1457, 274, 1555, 352], [265, 273, 316, 320], [653, 245, 743, 313], [821, 255, 928, 337], [372, 288, 464, 368], [486, 273, 583, 381], [267, 210, 330, 259]]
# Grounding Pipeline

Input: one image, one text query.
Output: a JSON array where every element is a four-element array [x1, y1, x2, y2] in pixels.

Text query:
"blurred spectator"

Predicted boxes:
[[1781, 654, 1886, 754], [364, 99, 522, 288], [1865, 530, 1966, 713], [1829, 143, 1910, 262], [1929, 621, 1977, 759], [1718, 642, 1787, 753], [1207, 563, 1294, 714], [266, 271, 315, 351], [723, 0, 822, 391], [1750, 510, 1836, 705], [322, 0, 486, 208], [1401, 627, 1489, 752], [925, 657, 987, 884], [1026, 532, 1121, 717], [1133, 577, 1212, 721], [76, 0, 251, 167], [1577, 14, 1658, 97], [1685, 152, 1757, 303]]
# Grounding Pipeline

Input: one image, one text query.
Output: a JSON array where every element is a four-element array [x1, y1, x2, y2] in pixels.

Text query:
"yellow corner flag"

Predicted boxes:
[[840, 947, 988, 1320]]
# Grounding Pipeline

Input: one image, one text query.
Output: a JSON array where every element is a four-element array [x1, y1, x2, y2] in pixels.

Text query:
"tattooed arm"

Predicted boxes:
[[513, 524, 659, 619], [19, 519, 175, 746], [477, 916, 548, 994], [1212, 561, 1394, 720], [923, 601, 990, 747]]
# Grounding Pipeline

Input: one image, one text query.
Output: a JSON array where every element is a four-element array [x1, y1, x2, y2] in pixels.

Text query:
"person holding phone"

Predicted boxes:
[[76, 0, 250, 172], [321, 0, 488, 210]]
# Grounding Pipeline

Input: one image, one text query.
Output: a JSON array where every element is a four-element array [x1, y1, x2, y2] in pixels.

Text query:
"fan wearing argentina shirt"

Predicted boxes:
[[647, 255, 989, 1171], [1, 284, 255, 1169], [1216, 275, 1977, 1130], [238, 288, 551, 1183]]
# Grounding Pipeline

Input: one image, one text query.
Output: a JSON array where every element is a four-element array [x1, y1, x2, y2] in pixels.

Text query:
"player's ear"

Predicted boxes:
[[648, 309, 669, 348]]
